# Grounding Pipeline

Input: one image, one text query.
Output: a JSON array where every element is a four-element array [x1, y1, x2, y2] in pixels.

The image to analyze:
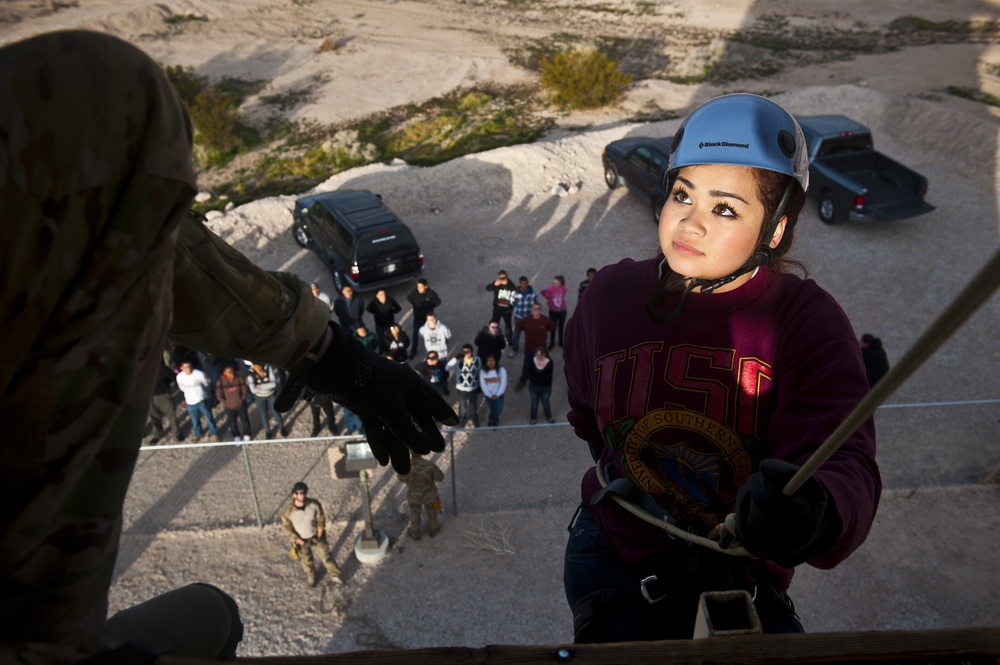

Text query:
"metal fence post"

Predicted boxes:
[[240, 442, 264, 529], [448, 429, 457, 516]]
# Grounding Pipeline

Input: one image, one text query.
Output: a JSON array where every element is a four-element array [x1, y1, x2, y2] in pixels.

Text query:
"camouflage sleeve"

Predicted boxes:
[[313, 500, 328, 533], [432, 463, 445, 483], [169, 217, 329, 370], [280, 504, 298, 540]]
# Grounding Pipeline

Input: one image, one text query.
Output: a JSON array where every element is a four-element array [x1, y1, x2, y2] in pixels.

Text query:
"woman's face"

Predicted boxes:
[[659, 164, 785, 293]]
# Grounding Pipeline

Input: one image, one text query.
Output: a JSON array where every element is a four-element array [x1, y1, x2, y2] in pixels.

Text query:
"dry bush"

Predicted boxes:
[[540, 45, 632, 110], [463, 521, 515, 555]]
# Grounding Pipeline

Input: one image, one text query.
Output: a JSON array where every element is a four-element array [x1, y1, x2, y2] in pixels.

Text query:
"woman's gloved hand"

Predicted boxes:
[[732, 458, 839, 567], [276, 323, 458, 473]]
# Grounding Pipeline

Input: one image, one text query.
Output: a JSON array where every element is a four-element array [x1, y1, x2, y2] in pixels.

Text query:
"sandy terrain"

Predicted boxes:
[[4, 0, 1000, 131], [4, 0, 1000, 659]]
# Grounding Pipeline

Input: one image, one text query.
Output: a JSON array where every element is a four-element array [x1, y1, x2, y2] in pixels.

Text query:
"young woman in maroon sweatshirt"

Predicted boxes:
[[563, 94, 880, 642]]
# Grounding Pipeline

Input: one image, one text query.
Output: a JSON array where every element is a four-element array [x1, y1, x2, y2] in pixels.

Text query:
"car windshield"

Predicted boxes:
[[357, 227, 416, 259]]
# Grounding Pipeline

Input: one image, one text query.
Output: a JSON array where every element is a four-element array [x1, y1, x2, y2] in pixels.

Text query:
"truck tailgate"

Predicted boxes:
[[863, 197, 936, 221]]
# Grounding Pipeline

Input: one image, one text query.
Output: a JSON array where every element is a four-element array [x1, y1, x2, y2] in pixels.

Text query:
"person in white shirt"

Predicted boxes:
[[310, 281, 333, 317], [418, 312, 453, 358], [478, 354, 507, 427], [445, 344, 482, 428], [176, 361, 220, 442], [248, 362, 288, 439]]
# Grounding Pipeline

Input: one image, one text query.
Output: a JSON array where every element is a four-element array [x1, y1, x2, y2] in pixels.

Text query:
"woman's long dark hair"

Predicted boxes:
[[751, 168, 808, 277]]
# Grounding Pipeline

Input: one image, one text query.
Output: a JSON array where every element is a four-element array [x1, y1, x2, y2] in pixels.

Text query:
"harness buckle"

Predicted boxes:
[[640, 575, 665, 604]]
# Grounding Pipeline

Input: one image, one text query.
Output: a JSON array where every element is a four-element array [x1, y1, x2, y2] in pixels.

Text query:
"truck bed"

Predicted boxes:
[[814, 150, 935, 221]]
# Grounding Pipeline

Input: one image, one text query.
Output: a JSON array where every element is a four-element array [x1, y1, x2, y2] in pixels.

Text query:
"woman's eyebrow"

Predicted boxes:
[[675, 174, 749, 204]]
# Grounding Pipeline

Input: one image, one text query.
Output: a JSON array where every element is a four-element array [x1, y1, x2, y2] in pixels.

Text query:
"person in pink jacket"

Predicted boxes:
[[540, 275, 568, 349]]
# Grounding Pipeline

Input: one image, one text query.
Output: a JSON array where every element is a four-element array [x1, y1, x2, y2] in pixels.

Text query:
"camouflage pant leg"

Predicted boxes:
[[298, 540, 318, 576], [408, 503, 424, 534], [310, 537, 341, 576], [424, 502, 440, 531]]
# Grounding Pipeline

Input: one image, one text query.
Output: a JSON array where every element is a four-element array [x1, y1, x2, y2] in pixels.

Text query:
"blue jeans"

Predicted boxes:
[[549, 310, 566, 347], [254, 393, 284, 434], [485, 394, 504, 426], [185, 400, 218, 437], [342, 406, 363, 434], [224, 404, 252, 439], [564, 504, 803, 643], [456, 389, 480, 427], [529, 384, 552, 422], [510, 316, 524, 352]]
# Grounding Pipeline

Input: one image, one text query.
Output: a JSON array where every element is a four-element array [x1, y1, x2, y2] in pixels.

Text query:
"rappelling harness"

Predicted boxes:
[[590, 461, 753, 558]]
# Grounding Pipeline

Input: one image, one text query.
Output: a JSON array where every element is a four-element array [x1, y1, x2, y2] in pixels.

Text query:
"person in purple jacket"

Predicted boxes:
[[563, 94, 881, 643]]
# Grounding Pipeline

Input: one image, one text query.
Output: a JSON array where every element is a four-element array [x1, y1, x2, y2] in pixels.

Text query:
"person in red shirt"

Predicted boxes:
[[513, 303, 555, 391], [216, 363, 252, 441]]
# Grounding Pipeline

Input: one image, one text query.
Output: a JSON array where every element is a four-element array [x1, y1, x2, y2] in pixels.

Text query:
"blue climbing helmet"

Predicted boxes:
[[667, 93, 809, 194], [648, 94, 810, 322]]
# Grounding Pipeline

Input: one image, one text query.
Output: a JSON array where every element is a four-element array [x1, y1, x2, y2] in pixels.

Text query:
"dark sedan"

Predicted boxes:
[[602, 135, 673, 223]]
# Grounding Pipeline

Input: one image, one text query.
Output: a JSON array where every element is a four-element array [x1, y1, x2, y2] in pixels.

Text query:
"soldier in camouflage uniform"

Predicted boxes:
[[280, 482, 343, 586], [0, 29, 455, 652], [396, 453, 445, 539], [0, 30, 326, 650]]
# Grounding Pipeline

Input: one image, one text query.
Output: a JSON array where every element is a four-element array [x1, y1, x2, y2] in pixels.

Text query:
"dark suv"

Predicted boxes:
[[292, 189, 424, 292], [602, 135, 673, 224]]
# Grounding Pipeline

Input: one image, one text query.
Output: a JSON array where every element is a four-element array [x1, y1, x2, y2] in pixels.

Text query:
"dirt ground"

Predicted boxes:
[[4, 0, 1000, 658]]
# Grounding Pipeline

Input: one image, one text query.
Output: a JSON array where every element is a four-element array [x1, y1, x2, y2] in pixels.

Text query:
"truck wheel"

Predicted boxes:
[[604, 164, 620, 189], [818, 193, 841, 225], [293, 224, 311, 247], [652, 199, 664, 224]]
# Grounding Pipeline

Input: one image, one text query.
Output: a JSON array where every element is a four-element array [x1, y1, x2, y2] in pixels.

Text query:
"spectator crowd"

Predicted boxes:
[[146, 268, 598, 443]]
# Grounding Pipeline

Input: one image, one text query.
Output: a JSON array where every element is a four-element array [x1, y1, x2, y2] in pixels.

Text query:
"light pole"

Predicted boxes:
[[344, 441, 388, 563]]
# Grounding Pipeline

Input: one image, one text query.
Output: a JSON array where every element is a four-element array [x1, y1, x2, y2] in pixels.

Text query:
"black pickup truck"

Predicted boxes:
[[796, 115, 935, 225]]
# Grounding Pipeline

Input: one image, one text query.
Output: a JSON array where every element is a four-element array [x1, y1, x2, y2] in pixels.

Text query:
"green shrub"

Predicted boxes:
[[540, 46, 632, 110], [888, 15, 1000, 34], [190, 89, 241, 154], [164, 13, 207, 25], [164, 65, 258, 166], [946, 85, 1000, 107]]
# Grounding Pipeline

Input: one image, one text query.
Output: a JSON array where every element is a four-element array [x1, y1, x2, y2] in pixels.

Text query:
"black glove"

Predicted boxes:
[[733, 458, 839, 567], [276, 323, 458, 473]]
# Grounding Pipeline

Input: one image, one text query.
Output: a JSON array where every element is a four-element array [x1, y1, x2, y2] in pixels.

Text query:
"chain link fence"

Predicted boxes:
[[123, 399, 1000, 541], [124, 423, 595, 539]]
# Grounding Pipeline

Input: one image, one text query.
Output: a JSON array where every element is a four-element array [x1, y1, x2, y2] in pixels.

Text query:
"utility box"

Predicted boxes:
[[344, 441, 378, 472], [693, 590, 762, 639]]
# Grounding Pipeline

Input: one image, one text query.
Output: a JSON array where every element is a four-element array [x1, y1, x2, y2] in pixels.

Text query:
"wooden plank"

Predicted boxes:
[[234, 627, 1000, 664]]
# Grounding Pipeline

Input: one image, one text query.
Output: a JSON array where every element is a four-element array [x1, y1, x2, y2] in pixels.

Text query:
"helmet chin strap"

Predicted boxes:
[[647, 181, 795, 324]]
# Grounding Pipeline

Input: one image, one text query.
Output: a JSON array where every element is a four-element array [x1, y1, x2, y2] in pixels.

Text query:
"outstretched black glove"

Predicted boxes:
[[733, 458, 839, 567], [276, 323, 458, 473]]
